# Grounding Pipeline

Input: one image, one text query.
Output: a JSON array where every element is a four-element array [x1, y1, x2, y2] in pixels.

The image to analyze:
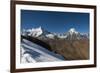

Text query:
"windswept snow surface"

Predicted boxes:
[[21, 39, 65, 63]]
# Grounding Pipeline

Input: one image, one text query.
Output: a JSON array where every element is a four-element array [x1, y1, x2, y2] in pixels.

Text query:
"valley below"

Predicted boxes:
[[37, 38, 89, 60]]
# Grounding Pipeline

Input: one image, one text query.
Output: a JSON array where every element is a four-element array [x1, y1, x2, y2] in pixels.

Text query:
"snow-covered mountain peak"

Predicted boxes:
[[31, 26, 42, 32], [25, 26, 43, 37], [22, 26, 52, 38], [68, 28, 78, 34], [69, 28, 75, 32], [66, 28, 81, 40]]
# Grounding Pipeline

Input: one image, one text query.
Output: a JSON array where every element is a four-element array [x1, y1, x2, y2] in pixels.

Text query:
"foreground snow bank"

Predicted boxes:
[[21, 39, 65, 63]]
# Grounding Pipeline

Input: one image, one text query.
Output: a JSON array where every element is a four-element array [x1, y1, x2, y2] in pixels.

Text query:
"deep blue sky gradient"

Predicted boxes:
[[21, 10, 89, 34]]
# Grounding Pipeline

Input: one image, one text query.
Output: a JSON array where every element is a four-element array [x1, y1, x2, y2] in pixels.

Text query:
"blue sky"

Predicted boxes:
[[21, 10, 89, 34]]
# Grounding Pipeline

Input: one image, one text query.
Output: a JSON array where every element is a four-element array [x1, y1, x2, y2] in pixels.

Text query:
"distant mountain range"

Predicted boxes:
[[21, 26, 89, 40]]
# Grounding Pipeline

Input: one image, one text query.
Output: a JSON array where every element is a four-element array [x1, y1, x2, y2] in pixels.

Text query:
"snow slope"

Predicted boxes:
[[21, 38, 65, 63]]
